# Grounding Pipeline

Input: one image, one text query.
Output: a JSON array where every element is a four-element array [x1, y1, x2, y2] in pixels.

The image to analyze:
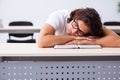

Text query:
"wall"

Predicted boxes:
[[0, 0, 120, 42]]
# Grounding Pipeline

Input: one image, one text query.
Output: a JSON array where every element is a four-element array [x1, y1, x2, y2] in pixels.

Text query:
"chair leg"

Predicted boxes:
[[32, 36, 33, 39], [9, 36, 11, 40]]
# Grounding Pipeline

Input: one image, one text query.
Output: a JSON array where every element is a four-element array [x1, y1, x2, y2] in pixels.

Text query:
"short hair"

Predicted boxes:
[[67, 7, 105, 37]]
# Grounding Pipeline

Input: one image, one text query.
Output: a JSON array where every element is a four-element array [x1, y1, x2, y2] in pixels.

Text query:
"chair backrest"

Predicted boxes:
[[103, 21, 120, 26], [9, 21, 33, 37], [9, 21, 33, 26]]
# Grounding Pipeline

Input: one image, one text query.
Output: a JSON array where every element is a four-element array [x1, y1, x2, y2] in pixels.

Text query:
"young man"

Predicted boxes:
[[37, 8, 113, 48]]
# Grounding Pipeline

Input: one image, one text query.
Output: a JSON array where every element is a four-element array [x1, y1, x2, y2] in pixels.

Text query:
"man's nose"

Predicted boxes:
[[71, 29, 79, 36], [72, 29, 83, 36], [72, 29, 78, 34]]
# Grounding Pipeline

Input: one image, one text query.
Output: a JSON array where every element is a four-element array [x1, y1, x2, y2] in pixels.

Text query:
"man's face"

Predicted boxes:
[[66, 20, 90, 36]]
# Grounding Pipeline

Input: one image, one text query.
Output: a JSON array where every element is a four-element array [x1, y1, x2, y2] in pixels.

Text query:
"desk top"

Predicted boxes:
[[0, 26, 120, 33], [0, 26, 40, 33], [0, 43, 120, 57], [105, 26, 120, 33]]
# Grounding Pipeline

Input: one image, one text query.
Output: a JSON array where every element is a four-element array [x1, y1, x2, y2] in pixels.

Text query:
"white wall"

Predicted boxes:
[[0, 0, 120, 42]]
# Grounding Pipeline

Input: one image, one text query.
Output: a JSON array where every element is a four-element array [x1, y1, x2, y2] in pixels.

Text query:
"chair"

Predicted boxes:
[[103, 21, 120, 35], [103, 21, 120, 26], [7, 21, 36, 43]]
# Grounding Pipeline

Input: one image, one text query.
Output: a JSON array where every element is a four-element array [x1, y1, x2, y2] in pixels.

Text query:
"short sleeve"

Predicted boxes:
[[46, 10, 69, 30]]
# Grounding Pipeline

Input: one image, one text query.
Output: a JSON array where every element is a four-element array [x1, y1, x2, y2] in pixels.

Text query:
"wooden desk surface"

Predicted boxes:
[[105, 26, 120, 33], [0, 26, 120, 33], [0, 43, 120, 57], [0, 26, 40, 33]]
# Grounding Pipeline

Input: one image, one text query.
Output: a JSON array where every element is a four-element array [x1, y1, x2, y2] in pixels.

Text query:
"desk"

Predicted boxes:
[[0, 43, 120, 57], [105, 26, 120, 33], [0, 26, 120, 33], [0, 43, 120, 80], [0, 26, 40, 33]]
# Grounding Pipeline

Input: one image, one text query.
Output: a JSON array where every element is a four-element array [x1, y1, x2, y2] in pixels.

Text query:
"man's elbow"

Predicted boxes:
[[37, 44, 44, 48], [37, 41, 46, 48]]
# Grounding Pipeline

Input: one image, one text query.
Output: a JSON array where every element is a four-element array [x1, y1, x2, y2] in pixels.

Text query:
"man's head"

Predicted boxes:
[[67, 7, 105, 37]]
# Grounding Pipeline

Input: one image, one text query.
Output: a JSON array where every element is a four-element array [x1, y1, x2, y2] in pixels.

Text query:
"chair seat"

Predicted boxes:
[[7, 39, 36, 43]]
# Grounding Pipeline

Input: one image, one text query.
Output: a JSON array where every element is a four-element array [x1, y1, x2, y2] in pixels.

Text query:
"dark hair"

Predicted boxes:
[[67, 8, 105, 37]]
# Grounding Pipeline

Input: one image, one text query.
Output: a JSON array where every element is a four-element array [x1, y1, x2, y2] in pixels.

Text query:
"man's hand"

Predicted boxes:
[[66, 36, 97, 45]]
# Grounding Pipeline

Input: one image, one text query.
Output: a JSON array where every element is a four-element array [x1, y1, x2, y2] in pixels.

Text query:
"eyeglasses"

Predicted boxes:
[[71, 19, 91, 36], [71, 19, 85, 36]]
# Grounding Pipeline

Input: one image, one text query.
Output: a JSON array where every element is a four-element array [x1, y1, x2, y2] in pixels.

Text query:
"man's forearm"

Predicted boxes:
[[37, 35, 75, 48], [96, 35, 120, 47]]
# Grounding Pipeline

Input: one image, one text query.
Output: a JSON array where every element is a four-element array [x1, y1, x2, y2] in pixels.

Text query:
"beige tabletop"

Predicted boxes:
[[0, 43, 120, 57], [0, 26, 40, 33], [0, 26, 120, 33]]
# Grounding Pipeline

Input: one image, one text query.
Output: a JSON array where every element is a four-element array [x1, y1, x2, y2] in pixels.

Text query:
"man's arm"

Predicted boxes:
[[96, 28, 120, 47], [37, 23, 75, 48], [66, 27, 120, 47]]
